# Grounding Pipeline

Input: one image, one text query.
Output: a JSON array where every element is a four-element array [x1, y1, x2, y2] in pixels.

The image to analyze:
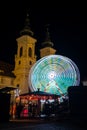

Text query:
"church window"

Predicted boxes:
[[19, 61, 21, 64], [17, 84, 19, 87], [30, 61, 32, 65], [28, 47, 32, 57], [20, 47, 23, 57]]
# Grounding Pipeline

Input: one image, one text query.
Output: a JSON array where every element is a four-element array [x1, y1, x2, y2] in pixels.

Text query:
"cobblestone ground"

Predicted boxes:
[[0, 119, 86, 130], [0, 123, 83, 130]]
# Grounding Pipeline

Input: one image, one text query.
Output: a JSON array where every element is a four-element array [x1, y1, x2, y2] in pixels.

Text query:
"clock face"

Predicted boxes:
[[28, 55, 80, 96]]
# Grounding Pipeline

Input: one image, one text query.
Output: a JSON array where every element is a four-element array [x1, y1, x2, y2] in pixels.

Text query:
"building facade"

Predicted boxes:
[[0, 13, 56, 95], [0, 61, 15, 89]]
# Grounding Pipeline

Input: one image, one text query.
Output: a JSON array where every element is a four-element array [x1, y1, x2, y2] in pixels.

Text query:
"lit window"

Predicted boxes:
[[0, 70, 4, 73]]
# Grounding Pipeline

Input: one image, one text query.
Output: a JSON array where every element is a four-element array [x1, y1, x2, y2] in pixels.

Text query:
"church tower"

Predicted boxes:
[[13, 14, 37, 94], [40, 26, 56, 58]]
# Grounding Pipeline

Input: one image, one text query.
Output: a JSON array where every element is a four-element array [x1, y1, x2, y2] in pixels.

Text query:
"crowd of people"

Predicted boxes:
[[12, 95, 69, 119]]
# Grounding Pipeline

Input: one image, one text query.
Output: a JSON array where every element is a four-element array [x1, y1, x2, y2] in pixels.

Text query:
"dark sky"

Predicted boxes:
[[0, 1, 87, 80]]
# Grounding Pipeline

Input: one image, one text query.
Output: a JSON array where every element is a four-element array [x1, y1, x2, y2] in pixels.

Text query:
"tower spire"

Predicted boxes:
[[45, 24, 51, 42], [20, 12, 34, 36], [42, 24, 54, 47]]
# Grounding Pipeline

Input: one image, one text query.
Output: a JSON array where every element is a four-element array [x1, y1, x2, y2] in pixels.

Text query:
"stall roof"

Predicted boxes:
[[20, 90, 59, 97], [0, 87, 17, 93]]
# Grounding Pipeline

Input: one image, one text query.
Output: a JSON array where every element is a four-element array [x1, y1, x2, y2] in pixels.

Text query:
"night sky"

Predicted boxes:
[[0, 1, 87, 80]]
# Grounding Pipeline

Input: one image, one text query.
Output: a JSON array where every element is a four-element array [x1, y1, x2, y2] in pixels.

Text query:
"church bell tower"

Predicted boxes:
[[40, 26, 56, 58], [13, 14, 37, 94]]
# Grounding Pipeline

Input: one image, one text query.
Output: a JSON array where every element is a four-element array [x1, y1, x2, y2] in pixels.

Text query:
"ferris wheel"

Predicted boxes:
[[28, 55, 80, 96]]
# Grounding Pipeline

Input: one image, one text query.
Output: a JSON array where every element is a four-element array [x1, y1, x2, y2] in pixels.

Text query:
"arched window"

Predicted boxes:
[[19, 61, 21, 64], [17, 84, 19, 87], [20, 47, 23, 57], [29, 61, 32, 65], [28, 47, 32, 57]]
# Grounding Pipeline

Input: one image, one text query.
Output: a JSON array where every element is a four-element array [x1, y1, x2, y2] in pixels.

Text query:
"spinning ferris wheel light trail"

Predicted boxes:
[[28, 55, 80, 96]]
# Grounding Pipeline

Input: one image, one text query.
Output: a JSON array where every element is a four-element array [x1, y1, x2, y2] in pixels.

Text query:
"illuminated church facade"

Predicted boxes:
[[0, 14, 56, 95]]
